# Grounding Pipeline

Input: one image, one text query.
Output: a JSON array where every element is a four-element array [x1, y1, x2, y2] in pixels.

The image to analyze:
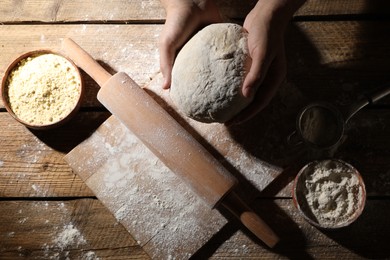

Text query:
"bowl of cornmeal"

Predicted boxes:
[[292, 159, 366, 229], [1, 50, 83, 129]]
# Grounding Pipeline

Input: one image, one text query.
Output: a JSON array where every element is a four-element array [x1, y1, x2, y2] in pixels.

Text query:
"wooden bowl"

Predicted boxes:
[[1, 50, 83, 130], [292, 159, 366, 229]]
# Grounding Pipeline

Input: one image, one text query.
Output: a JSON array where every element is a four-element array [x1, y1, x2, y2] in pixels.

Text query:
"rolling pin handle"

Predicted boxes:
[[61, 38, 112, 87], [221, 191, 279, 248]]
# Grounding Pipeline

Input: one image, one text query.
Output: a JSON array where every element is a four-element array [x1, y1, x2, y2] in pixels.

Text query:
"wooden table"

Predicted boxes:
[[1, 1, 390, 259]]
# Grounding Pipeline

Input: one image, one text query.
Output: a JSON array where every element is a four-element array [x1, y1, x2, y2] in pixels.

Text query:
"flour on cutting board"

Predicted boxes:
[[65, 73, 282, 259], [146, 73, 281, 192], [65, 115, 228, 259], [198, 122, 281, 189]]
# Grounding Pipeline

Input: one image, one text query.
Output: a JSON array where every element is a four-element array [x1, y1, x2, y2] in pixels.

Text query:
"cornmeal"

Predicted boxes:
[[6, 53, 81, 125]]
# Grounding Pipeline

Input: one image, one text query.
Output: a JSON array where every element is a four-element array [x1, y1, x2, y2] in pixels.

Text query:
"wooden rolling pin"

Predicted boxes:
[[62, 38, 279, 247]]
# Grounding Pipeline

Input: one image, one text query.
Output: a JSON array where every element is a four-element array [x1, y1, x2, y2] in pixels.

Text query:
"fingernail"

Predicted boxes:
[[162, 77, 169, 89], [243, 87, 252, 98]]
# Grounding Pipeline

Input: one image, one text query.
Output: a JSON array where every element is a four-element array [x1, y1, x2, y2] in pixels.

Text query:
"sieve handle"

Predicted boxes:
[[286, 130, 303, 146], [343, 82, 390, 122]]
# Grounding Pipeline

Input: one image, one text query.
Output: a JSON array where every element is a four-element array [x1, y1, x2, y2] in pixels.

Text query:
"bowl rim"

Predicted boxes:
[[292, 159, 367, 229], [1, 49, 84, 130]]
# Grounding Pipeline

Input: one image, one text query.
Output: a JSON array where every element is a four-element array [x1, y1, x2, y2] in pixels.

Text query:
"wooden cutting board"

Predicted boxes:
[[64, 73, 301, 259]]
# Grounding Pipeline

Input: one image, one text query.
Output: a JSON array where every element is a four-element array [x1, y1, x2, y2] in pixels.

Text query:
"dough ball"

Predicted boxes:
[[170, 23, 252, 123]]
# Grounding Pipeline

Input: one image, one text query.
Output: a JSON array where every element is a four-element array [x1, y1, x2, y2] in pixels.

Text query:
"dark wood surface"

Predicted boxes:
[[1, 0, 390, 259]]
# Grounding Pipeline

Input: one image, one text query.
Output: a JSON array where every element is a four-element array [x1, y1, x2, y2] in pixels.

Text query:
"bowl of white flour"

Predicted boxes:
[[293, 159, 366, 229], [2, 50, 83, 129]]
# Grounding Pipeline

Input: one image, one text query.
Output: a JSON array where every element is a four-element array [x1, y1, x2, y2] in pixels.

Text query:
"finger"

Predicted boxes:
[[242, 44, 269, 98], [159, 17, 182, 89], [159, 38, 176, 89], [227, 46, 286, 125], [159, 13, 199, 89]]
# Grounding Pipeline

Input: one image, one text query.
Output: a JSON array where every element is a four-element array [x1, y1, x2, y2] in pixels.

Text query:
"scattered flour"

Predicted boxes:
[[18, 217, 28, 224], [65, 73, 286, 258], [69, 117, 228, 259], [82, 251, 99, 260], [31, 184, 48, 196], [296, 160, 365, 227], [42, 223, 91, 259], [114, 204, 130, 221], [53, 223, 86, 250]]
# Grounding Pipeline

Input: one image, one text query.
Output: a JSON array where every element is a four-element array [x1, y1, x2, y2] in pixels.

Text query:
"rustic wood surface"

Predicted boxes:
[[1, 0, 390, 259]]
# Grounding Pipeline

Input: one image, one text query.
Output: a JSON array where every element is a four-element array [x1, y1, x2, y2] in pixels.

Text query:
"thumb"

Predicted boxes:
[[242, 46, 270, 98]]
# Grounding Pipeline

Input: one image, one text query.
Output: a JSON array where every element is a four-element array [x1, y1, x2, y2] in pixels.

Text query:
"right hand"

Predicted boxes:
[[159, 0, 222, 89]]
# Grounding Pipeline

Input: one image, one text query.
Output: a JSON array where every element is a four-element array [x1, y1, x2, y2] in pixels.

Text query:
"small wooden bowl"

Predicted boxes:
[[1, 50, 83, 130], [292, 159, 366, 229]]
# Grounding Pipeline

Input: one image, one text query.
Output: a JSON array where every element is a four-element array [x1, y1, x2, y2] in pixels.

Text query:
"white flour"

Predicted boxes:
[[53, 223, 86, 250], [297, 160, 365, 227], [70, 116, 228, 259]]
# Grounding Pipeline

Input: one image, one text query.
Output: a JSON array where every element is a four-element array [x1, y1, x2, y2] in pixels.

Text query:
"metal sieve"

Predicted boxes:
[[288, 82, 390, 149]]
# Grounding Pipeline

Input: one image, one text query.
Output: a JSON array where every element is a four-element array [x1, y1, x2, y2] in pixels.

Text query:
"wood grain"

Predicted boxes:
[[1, 22, 389, 108], [0, 199, 149, 259], [1, 22, 390, 111], [64, 114, 231, 259], [0, 0, 389, 23], [1, 198, 389, 259], [0, 24, 163, 107], [1, 0, 389, 258], [0, 112, 110, 198], [1, 92, 390, 199], [209, 198, 390, 259]]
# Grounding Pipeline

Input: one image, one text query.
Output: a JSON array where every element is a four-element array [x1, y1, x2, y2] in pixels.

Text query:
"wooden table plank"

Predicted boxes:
[[1, 22, 390, 109], [1, 0, 389, 258], [0, 76, 390, 197], [286, 21, 390, 103], [0, 199, 149, 259], [0, 24, 163, 107], [205, 198, 390, 259], [0, 22, 220, 105], [296, 0, 390, 17], [0, 0, 389, 23], [1, 107, 389, 198], [1, 198, 389, 259], [0, 112, 110, 198]]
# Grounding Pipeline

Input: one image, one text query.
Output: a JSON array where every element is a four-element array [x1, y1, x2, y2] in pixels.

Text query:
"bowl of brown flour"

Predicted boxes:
[[293, 159, 366, 229], [1, 50, 83, 129]]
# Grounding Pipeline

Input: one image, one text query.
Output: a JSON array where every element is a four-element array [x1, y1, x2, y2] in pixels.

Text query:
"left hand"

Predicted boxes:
[[158, 0, 222, 89]]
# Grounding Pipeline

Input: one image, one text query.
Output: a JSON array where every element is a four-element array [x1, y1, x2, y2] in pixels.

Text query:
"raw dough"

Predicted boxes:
[[170, 23, 252, 123]]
